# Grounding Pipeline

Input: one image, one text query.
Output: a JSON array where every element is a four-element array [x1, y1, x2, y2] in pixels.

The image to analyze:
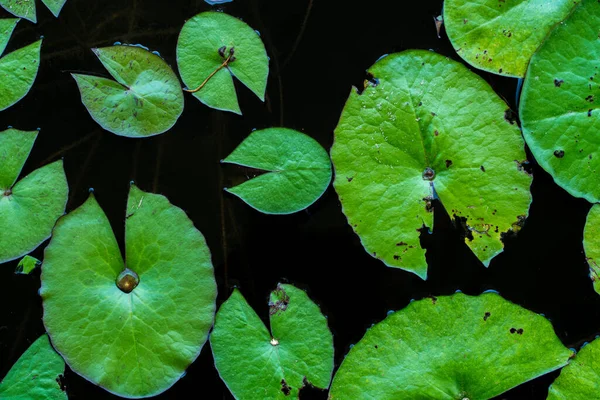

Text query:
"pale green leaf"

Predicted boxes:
[[329, 292, 572, 400], [16, 254, 40, 274], [72, 45, 184, 137], [0, 18, 18, 57], [0, 0, 36, 23], [211, 284, 334, 399], [41, 0, 66, 17], [583, 204, 600, 294], [40, 185, 217, 398], [223, 128, 332, 214]]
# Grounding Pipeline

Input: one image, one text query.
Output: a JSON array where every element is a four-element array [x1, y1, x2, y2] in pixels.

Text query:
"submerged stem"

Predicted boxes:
[[183, 50, 235, 94]]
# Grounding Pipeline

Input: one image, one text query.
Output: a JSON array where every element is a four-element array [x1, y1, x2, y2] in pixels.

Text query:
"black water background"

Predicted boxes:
[[0, 0, 598, 398]]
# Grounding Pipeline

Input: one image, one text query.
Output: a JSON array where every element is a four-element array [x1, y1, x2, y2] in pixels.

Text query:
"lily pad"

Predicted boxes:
[[329, 292, 572, 400], [72, 45, 184, 137], [0, 0, 67, 23], [520, 0, 600, 202], [210, 284, 334, 399], [547, 337, 600, 399], [444, 0, 577, 77], [16, 254, 41, 274], [0, 128, 68, 264], [176, 11, 269, 114], [0, 334, 67, 400], [0, 19, 41, 111], [222, 128, 332, 214], [583, 204, 600, 294], [330, 50, 532, 279], [40, 185, 217, 398]]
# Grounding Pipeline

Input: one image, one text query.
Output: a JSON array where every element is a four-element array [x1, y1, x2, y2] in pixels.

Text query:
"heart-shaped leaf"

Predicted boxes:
[[0, 0, 67, 23], [583, 204, 600, 294], [72, 45, 184, 137], [329, 292, 572, 400], [15, 254, 40, 274], [40, 185, 217, 398], [211, 284, 334, 399], [222, 128, 332, 214], [0, 334, 67, 400], [520, 0, 600, 202], [330, 50, 532, 279], [444, 0, 578, 77], [0, 128, 68, 264], [176, 11, 268, 114], [0, 19, 41, 111]]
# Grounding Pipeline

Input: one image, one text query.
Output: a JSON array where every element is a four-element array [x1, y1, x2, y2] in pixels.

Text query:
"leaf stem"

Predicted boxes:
[[183, 52, 234, 94]]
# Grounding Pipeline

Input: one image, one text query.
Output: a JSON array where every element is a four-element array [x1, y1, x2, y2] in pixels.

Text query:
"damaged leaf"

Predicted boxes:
[[329, 292, 572, 400], [222, 128, 332, 214], [547, 337, 600, 400], [520, 0, 600, 202], [40, 185, 217, 398], [0, 334, 67, 399], [72, 45, 184, 137], [583, 204, 600, 294], [210, 284, 334, 399], [15, 254, 40, 274], [330, 50, 532, 279], [0, 0, 67, 23], [0, 19, 41, 111], [0, 128, 68, 264], [444, 0, 577, 77], [176, 11, 268, 114]]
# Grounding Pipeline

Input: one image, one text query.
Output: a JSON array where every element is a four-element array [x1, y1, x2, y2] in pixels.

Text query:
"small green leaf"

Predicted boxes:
[[444, 0, 578, 77], [40, 185, 217, 398], [520, 0, 600, 202], [329, 292, 572, 400], [547, 337, 600, 400], [222, 128, 332, 214], [211, 284, 334, 399], [72, 45, 184, 137], [331, 50, 532, 279], [41, 0, 67, 17], [176, 11, 269, 114], [0, 0, 68, 22], [16, 254, 41, 274], [583, 204, 600, 294], [0, 21, 41, 111], [0, 128, 68, 264], [0, 334, 67, 400]]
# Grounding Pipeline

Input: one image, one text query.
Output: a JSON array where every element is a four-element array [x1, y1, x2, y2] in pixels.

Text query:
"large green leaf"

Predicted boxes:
[[40, 185, 217, 398], [0, 0, 68, 23], [0, 128, 68, 264], [176, 11, 269, 114], [211, 284, 334, 399], [520, 0, 600, 202], [547, 337, 600, 399], [330, 50, 532, 279], [444, 0, 577, 78], [0, 334, 67, 400], [329, 292, 572, 400], [222, 128, 332, 214], [0, 19, 41, 111], [583, 204, 600, 294], [72, 45, 184, 137]]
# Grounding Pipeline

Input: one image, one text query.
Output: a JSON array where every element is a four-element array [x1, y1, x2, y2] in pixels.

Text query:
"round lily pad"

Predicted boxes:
[[222, 128, 332, 214], [176, 11, 269, 114], [72, 45, 184, 137], [330, 50, 532, 279], [329, 292, 572, 400], [0, 19, 41, 111], [40, 185, 217, 398], [444, 0, 577, 77], [0, 0, 67, 23], [547, 337, 600, 400], [0, 334, 66, 400], [0, 128, 68, 264], [520, 0, 600, 202], [583, 204, 600, 294], [211, 284, 334, 399]]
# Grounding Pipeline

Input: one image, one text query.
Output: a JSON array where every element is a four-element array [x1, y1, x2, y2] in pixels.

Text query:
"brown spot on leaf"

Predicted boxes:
[[554, 79, 564, 87], [483, 312, 491, 321], [281, 379, 291, 396], [269, 285, 290, 315]]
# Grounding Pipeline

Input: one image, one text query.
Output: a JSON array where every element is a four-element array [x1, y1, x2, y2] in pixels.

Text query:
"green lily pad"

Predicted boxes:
[[0, 19, 41, 111], [176, 11, 269, 114], [329, 292, 572, 400], [16, 254, 41, 274], [520, 0, 600, 202], [40, 185, 217, 398], [72, 45, 184, 137], [210, 284, 334, 399], [444, 0, 577, 77], [330, 50, 532, 279], [583, 204, 600, 294], [222, 128, 332, 214], [0, 334, 67, 400], [0, 128, 68, 264], [547, 337, 600, 399], [0, 0, 67, 23]]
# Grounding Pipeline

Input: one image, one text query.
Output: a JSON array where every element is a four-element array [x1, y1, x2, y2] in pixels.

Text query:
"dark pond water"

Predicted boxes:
[[0, 0, 598, 398]]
